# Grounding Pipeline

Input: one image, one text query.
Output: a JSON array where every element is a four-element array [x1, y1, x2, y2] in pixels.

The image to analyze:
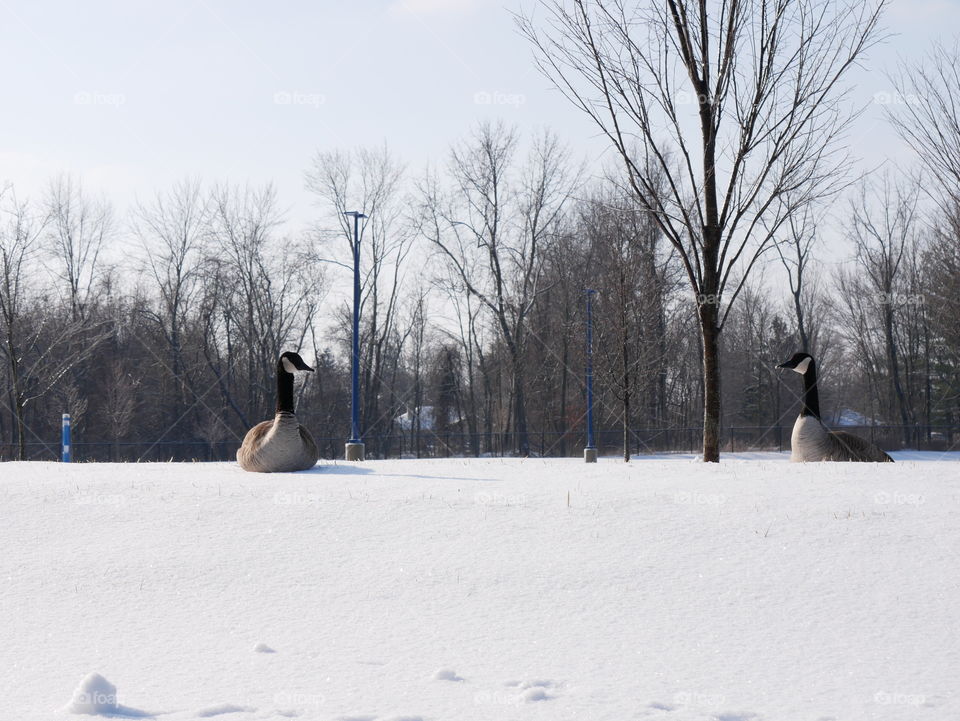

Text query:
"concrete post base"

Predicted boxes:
[[345, 442, 365, 461], [584, 447, 598, 463]]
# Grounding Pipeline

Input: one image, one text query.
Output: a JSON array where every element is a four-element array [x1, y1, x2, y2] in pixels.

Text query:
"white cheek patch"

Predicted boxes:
[[794, 357, 812, 374], [282, 358, 297, 374]]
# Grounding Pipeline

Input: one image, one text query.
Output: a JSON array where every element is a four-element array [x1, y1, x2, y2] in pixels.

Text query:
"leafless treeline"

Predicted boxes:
[[2, 34, 960, 462]]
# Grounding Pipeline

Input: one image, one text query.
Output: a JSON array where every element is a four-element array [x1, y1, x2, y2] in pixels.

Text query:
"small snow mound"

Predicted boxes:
[[253, 642, 276, 653], [432, 667, 463, 682], [68, 672, 119, 715], [196, 703, 257, 717]]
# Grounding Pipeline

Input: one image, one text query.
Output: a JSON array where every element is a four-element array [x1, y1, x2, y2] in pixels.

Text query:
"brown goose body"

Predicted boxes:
[[237, 352, 319, 473], [778, 353, 893, 463], [237, 412, 318, 472]]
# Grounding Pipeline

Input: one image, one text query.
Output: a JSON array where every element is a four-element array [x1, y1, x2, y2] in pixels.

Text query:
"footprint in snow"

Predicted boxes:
[[195, 703, 257, 717], [649, 702, 676, 711], [252, 642, 275, 653], [504, 679, 560, 702]]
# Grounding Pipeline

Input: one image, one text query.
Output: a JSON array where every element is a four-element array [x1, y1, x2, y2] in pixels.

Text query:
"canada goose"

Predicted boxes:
[[237, 351, 319, 472], [776, 352, 893, 463]]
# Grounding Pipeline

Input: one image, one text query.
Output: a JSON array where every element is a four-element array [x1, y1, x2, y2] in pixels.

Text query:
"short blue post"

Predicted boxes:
[[584, 289, 598, 463], [61, 413, 72, 463]]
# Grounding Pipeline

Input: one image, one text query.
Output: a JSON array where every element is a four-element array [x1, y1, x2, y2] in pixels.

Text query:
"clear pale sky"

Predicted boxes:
[[1, 0, 958, 244]]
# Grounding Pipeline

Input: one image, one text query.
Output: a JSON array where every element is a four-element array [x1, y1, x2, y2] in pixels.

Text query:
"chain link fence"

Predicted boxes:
[[0, 424, 956, 462]]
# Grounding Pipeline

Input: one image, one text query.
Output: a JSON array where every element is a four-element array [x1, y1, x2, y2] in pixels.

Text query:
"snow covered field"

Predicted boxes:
[[2, 452, 958, 721]]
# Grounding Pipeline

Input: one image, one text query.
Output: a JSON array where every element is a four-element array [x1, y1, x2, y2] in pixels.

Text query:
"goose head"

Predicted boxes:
[[279, 351, 315, 375], [776, 351, 814, 375]]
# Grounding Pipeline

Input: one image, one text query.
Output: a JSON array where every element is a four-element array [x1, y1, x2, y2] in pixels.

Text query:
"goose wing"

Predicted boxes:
[[827, 430, 894, 462], [237, 420, 274, 471], [299, 424, 319, 464]]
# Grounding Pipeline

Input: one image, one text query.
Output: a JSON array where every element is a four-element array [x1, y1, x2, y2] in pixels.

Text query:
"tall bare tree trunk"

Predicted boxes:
[[699, 302, 721, 463]]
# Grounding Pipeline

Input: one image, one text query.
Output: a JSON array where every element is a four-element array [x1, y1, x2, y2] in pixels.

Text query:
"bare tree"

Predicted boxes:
[[206, 183, 319, 430], [420, 122, 576, 455], [519, 0, 886, 460], [836, 174, 918, 437], [887, 42, 960, 214], [132, 178, 209, 431], [1, 188, 110, 459], [0, 190, 44, 458], [45, 174, 114, 322]]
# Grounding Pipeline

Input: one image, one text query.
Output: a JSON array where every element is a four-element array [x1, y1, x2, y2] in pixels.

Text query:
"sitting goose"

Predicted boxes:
[[237, 351, 319, 472], [776, 352, 893, 463]]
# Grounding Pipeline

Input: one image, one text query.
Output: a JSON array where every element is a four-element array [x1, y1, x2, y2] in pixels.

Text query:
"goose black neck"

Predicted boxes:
[[801, 360, 821, 420], [276, 362, 295, 414]]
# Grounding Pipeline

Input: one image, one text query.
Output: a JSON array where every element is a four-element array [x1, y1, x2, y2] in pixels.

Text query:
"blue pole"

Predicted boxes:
[[346, 211, 367, 445], [61, 413, 71, 463], [585, 289, 596, 452]]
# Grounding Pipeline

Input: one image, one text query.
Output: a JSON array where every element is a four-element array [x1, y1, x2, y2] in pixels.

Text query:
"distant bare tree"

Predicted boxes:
[[838, 174, 918, 435], [519, 0, 886, 460], [0, 190, 45, 458], [420, 122, 576, 454], [132, 178, 209, 430], [775, 205, 826, 354], [1, 189, 110, 458], [45, 174, 114, 322]]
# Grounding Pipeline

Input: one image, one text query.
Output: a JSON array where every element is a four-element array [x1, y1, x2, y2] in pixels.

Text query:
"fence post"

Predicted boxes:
[[61, 414, 72, 463]]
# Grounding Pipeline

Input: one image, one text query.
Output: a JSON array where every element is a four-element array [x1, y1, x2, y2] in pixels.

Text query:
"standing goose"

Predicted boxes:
[[776, 352, 893, 463], [237, 351, 319, 472]]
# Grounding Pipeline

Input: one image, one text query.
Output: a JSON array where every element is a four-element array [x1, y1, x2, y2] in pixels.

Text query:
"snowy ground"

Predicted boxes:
[[2, 452, 958, 721]]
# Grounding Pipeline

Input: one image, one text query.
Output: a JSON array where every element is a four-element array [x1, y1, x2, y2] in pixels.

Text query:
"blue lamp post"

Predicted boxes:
[[344, 210, 367, 461], [584, 289, 598, 463]]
